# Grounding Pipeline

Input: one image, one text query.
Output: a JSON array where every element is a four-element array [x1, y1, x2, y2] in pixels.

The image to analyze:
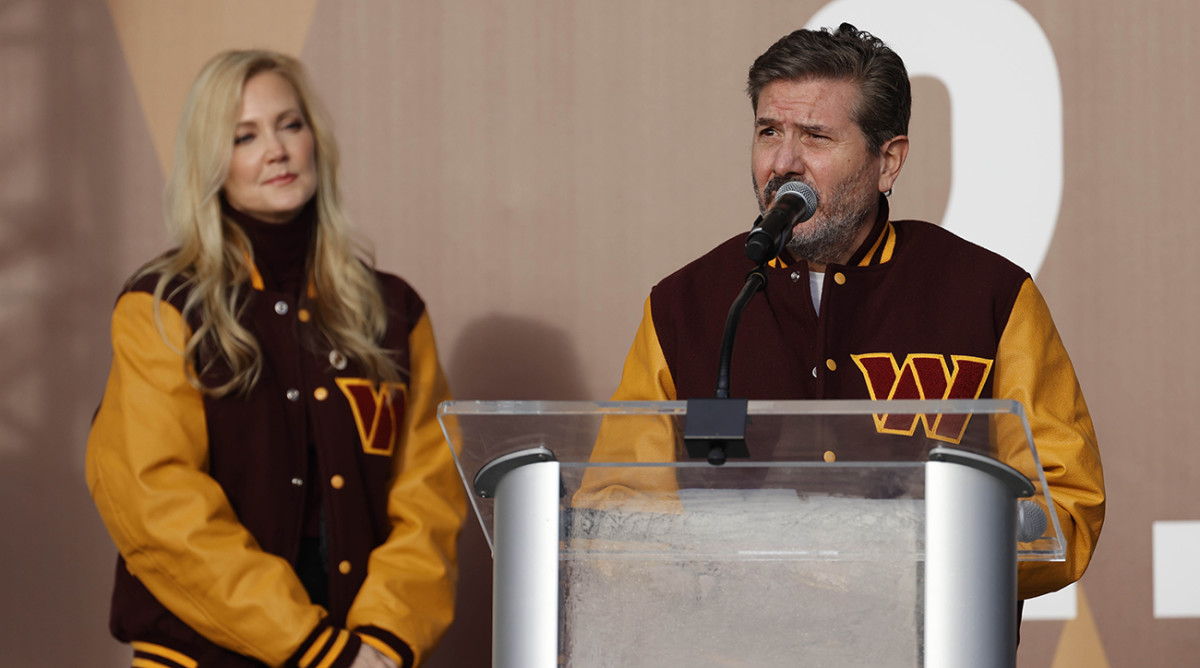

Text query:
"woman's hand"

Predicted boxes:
[[349, 643, 399, 668]]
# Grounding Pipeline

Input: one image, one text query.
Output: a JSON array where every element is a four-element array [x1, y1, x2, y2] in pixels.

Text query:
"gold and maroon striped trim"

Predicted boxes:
[[130, 642, 197, 668], [857, 221, 897, 266], [297, 627, 353, 668], [358, 633, 402, 665], [355, 627, 415, 668], [763, 220, 897, 270]]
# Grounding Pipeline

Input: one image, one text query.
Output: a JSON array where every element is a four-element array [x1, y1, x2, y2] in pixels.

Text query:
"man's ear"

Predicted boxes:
[[878, 135, 909, 193]]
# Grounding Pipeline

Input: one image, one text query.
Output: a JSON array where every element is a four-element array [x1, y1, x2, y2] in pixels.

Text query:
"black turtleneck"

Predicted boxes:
[[223, 198, 316, 299]]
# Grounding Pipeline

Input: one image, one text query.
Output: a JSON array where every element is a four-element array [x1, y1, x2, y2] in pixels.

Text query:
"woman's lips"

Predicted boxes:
[[264, 173, 297, 186]]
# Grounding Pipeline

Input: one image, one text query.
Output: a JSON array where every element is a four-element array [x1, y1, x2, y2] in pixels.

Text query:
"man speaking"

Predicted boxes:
[[605, 24, 1104, 603]]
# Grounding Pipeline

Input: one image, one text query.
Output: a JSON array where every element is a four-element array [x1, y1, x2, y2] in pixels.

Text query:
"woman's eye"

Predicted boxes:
[[234, 133, 254, 145]]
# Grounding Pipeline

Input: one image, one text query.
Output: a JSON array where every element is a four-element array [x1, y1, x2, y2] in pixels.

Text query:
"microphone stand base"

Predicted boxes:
[[683, 398, 750, 464]]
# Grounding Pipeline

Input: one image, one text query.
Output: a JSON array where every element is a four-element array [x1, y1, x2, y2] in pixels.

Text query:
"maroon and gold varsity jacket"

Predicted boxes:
[[86, 265, 465, 668], [606, 202, 1104, 599]]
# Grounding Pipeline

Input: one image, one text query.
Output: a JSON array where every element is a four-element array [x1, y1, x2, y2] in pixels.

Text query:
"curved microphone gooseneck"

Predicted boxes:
[[716, 181, 819, 399], [689, 182, 818, 465]]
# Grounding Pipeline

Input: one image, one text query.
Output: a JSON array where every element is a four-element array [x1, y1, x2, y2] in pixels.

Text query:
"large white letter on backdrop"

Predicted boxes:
[[806, 0, 1062, 277], [809, 1, 1072, 619]]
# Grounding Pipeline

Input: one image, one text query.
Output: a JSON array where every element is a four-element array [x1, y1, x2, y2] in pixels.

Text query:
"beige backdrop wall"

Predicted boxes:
[[1, 0, 1195, 666]]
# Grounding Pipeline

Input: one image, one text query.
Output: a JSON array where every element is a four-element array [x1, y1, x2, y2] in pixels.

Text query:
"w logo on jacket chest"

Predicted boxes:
[[850, 353, 993, 443], [335, 378, 408, 456]]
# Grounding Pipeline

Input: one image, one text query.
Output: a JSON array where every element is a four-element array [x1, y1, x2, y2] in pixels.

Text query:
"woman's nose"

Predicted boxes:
[[264, 133, 287, 162]]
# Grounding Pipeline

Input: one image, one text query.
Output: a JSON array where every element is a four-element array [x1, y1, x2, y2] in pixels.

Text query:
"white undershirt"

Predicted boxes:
[[809, 271, 825, 313]]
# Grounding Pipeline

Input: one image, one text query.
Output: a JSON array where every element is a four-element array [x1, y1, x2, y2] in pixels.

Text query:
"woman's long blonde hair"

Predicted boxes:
[[142, 49, 397, 397]]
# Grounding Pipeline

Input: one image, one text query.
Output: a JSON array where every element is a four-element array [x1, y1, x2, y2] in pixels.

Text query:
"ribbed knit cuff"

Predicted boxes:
[[355, 626, 415, 668], [286, 622, 363, 668]]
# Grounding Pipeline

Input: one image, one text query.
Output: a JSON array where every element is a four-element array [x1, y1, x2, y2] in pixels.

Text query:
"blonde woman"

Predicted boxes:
[[86, 50, 465, 668]]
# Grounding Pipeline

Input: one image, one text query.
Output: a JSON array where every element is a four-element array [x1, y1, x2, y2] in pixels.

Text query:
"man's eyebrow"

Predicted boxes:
[[755, 117, 833, 134]]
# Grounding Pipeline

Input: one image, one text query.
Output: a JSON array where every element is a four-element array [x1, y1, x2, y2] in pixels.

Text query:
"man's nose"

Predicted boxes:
[[771, 138, 805, 179]]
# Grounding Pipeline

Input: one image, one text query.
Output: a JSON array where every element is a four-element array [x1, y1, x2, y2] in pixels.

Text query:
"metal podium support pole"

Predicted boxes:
[[925, 447, 1033, 668], [485, 450, 561, 668]]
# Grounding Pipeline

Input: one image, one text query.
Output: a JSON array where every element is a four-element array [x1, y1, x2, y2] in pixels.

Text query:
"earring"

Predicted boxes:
[[884, 188, 893, 197]]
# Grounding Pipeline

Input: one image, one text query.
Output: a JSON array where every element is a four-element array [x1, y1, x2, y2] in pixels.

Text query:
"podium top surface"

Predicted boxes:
[[437, 398, 1065, 560]]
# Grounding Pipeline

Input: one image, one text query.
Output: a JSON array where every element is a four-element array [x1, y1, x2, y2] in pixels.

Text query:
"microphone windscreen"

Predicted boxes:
[[1016, 499, 1048, 543], [774, 181, 819, 221]]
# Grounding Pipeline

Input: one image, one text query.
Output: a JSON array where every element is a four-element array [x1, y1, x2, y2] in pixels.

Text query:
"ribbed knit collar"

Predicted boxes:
[[223, 197, 316, 298], [768, 194, 895, 270]]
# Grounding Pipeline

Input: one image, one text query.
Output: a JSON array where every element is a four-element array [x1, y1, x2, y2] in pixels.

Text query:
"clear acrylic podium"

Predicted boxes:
[[437, 399, 1065, 668]]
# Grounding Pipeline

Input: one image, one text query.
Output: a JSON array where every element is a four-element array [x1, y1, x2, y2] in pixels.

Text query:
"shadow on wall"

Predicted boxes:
[[426, 314, 590, 667], [888, 76, 951, 228], [445, 313, 590, 401], [0, 1, 153, 666]]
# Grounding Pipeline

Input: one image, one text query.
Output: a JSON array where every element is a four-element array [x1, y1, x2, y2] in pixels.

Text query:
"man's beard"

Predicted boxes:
[[755, 166, 878, 266]]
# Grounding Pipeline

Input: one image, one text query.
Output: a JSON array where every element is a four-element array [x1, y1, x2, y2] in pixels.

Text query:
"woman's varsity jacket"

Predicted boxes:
[[86, 263, 466, 668], [603, 204, 1105, 600]]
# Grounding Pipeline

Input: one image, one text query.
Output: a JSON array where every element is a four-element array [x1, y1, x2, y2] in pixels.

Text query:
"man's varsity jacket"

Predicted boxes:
[[605, 201, 1105, 599], [86, 264, 466, 667]]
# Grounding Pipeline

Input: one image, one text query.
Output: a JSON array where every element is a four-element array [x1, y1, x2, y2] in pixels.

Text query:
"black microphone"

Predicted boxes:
[[745, 181, 819, 264]]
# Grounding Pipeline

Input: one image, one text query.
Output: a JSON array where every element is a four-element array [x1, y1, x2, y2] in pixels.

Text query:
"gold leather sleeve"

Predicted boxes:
[[994, 279, 1106, 599], [346, 311, 466, 667], [611, 296, 677, 404], [85, 292, 325, 666], [575, 296, 682, 511]]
